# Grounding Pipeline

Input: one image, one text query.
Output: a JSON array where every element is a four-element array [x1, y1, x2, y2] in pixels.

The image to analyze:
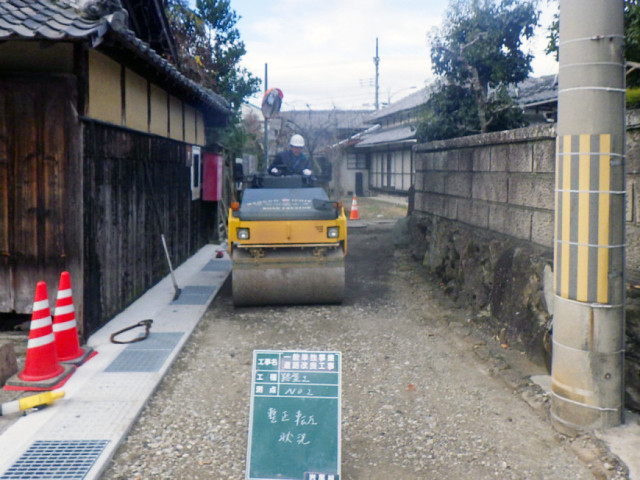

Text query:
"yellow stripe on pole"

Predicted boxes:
[[577, 134, 591, 301], [597, 133, 611, 303], [561, 134, 572, 298]]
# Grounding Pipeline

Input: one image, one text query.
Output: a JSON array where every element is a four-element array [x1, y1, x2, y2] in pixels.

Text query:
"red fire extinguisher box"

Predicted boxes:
[[202, 152, 223, 201]]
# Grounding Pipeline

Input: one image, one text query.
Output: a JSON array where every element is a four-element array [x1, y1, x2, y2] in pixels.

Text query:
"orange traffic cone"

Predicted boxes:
[[349, 195, 360, 220], [4, 282, 75, 391], [53, 272, 95, 365]]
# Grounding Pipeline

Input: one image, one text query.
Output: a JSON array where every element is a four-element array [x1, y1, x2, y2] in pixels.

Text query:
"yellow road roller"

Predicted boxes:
[[228, 174, 347, 306]]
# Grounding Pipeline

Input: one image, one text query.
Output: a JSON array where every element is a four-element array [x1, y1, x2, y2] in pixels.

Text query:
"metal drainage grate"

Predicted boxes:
[[104, 349, 167, 372], [105, 332, 183, 373], [1, 440, 109, 480], [170, 285, 217, 305]]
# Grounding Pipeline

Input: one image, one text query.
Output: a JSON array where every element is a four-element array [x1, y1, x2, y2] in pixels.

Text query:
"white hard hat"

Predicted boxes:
[[290, 134, 305, 148]]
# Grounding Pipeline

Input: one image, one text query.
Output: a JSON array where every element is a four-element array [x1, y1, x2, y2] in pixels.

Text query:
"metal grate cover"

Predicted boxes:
[[124, 332, 183, 351], [105, 332, 183, 373], [170, 285, 217, 305], [1, 440, 109, 479]]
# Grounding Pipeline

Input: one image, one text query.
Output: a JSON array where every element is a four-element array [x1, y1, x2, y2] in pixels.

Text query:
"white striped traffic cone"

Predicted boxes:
[[349, 195, 360, 220], [53, 271, 95, 365], [4, 282, 75, 391]]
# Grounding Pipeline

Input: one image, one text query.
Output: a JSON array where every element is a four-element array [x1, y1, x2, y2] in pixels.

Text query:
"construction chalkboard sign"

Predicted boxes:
[[246, 350, 341, 480]]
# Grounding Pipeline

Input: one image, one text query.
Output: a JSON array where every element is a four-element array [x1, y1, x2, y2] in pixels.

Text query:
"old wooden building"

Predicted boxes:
[[0, 0, 231, 336]]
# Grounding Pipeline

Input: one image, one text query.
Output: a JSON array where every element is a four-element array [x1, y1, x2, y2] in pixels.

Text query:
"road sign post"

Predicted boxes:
[[246, 350, 341, 480]]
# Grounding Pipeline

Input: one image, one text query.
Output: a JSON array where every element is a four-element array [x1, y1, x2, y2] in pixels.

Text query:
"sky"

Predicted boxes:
[[227, 0, 559, 111]]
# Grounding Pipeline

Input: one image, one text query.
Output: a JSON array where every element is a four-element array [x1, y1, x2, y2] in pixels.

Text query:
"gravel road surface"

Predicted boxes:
[[102, 219, 627, 479]]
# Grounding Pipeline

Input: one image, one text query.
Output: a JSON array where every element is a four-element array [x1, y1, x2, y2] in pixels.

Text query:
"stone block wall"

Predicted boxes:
[[414, 124, 557, 249], [409, 118, 640, 410]]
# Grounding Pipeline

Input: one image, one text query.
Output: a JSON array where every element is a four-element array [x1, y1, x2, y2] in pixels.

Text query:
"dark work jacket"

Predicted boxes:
[[269, 150, 311, 174]]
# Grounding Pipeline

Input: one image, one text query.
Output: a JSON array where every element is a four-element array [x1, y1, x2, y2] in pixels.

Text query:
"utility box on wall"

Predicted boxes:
[[202, 152, 223, 201]]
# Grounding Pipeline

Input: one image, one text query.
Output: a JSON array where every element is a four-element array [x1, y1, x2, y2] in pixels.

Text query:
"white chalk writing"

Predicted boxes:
[[277, 431, 311, 445], [267, 409, 318, 426], [284, 387, 314, 396]]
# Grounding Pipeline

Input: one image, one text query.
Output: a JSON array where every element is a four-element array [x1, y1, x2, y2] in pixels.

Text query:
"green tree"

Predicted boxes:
[[419, 0, 539, 141], [416, 83, 478, 141], [546, 1, 640, 88], [166, 0, 260, 110]]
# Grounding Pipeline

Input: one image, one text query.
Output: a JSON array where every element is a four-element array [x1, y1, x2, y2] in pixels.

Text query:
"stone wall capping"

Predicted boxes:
[[413, 124, 556, 154]]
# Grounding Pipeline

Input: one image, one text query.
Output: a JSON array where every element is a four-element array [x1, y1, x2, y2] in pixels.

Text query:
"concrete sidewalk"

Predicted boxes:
[[0, 244, 230, 480]]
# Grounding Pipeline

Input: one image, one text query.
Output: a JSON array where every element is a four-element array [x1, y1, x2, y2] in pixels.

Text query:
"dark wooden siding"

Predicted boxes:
[[0, 76, 81, 316], [82, 121, 213, 335]]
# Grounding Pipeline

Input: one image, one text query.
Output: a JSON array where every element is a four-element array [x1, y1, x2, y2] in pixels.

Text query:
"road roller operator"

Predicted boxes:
[[269, 134, 313, 176]]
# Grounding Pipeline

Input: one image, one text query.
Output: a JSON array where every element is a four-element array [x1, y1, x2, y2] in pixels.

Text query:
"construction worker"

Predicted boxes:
[[269, 134, 312, 176]]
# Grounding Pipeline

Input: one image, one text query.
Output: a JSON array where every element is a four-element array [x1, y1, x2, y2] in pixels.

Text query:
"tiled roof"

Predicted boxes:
[[342, 75, 559, 150], [354, 125, 416, 148], [366, 87, 431, 123], [0, 0, 230, 117], [364, 75, 559, 124], [514, 74, 558, 108], [0, 0, 109, 39]]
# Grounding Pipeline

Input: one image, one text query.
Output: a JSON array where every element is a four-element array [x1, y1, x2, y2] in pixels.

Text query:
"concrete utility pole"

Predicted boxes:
[[374, 38, 380, 110], [552, 0, 626, 433], [263, 63, 268, 170]]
